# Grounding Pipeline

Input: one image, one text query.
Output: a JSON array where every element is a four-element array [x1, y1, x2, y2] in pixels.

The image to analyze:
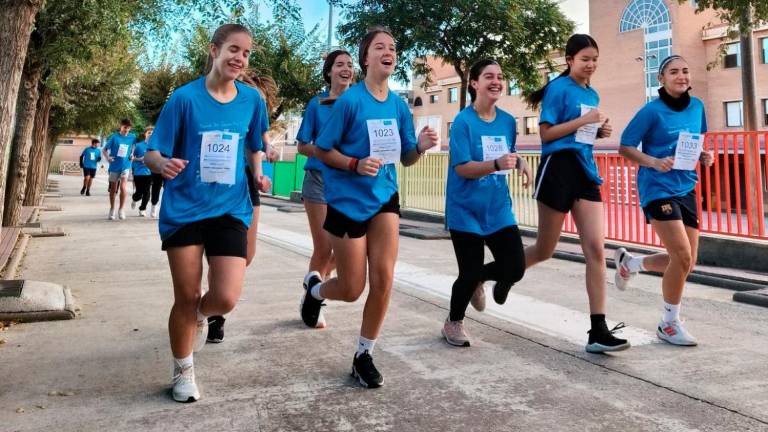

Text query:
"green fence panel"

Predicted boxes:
[[273, 161, 296, 197], [294, 154, 307, 191]]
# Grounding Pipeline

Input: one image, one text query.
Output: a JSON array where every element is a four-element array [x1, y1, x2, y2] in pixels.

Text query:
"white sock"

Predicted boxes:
[[627, 255, 646, 273], [356, 336, 376, 357], [662, 302, 680, 323], [174, 354, 193, 369], [310, 282, 324, 300], [196, 309, 206, 323]]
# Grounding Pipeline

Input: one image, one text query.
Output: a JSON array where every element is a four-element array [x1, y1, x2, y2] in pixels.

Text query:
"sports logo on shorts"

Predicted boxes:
[[661, 204, 673, 215]]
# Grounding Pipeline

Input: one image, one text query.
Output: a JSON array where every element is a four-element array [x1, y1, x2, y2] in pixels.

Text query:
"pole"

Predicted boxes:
[[739, 6, 762, 235], [327, 2, 333, 50]]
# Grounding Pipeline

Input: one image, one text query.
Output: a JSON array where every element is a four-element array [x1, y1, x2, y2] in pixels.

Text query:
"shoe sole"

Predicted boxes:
[[585, 341, 631, 353], [441, 328, 470, 347], [614, 248, 629, 291], [206, 338, 223, 343], [351, 366, 383, 389], [656, 330, 698, 346], [172, 391, 200, 403]]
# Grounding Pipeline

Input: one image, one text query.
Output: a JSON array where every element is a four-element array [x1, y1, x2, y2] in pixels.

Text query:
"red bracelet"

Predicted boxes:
[[348, 157, 359, 172]]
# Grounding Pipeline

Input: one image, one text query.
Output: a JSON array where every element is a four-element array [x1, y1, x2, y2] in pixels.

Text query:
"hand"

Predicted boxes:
[[265, 147, 279, 163], [357, 157, 382, 176], [417, 126, 439, 153], [256, 175, 272, 193], [108, 157, 115, 162], [495, 153, 518, 171], [517, 157, 532, 188], [597, 119, 612, 138], [699, 150, 713, 167], [160, 158, 188, 180], [653, 156, 674, 173], [582, 108, 606, 125]]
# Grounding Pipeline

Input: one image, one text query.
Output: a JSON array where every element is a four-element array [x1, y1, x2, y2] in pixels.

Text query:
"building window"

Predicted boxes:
[[725, 101, 743, 127], [430, 94, 439, 104], [763, 99, 768, 127], [413, 96, 423, 107], [724, 42, 740, 68], [524, 117, 539, 135], [619, 0, 672, 102], [761, 38, 768, 64], [57, 139, 74, 145], [448, 87, 458, 103], [507, 80, 520, 96], [547, 71, 560, 82]]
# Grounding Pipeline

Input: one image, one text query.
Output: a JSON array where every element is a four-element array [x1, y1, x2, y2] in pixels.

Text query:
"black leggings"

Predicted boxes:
[[151, 172, 164, 205], [449, 226, 525, 321], [132, 175, 152, 210]]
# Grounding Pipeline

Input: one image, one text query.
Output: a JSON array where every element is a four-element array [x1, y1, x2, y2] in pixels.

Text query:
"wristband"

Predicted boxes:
[[348, 157, 359, 173], [493, 159, 500, 171]]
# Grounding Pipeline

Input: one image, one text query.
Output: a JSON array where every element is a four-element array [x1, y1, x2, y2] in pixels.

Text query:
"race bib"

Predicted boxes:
[[575, 104, 599, 145], [200, 131, 239, 185], [672, 132, 704, 171], [481, 136, 510, 176], [89, 153, 95, 161], [117, 144, 129, 158], [367, 119, 401, 165]]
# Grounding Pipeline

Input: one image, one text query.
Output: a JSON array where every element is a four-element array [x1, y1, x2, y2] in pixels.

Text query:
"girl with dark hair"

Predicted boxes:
[[295, 49, 354, 306], [130, 126, 154, 216], [144, 23, 269, 402], [524, 34, 630, 353], [299, 27, 439, 388], [442, 59, 532, 347], [616, 55, 712, 346]]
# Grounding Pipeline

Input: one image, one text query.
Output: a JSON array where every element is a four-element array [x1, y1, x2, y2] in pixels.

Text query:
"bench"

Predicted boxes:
[[0, 227, 22, 274]]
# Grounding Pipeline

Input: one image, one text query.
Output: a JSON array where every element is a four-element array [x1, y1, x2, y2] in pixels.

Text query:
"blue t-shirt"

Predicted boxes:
[[315, 83, 417, 221], [148, 77, 269, 240], [105, 132, 136, 172], [131, 141, 152, 176], [446, 106, 518, 235], [296, 91, 331, 172], [620, 97, 708, 207], [81, 147, 101, 170], [539, 75, 602, 184]]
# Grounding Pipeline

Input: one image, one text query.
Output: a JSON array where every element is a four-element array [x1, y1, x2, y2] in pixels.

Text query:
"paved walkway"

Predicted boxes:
[[2, 174, 768, 431]]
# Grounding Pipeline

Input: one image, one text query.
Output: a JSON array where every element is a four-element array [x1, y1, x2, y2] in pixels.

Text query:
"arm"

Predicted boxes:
[[144, 150, 188, 179], [297, 141, 316, 158], [316, 147, 381, 176], [454, 155, 520, 179], [618, 145, 673, 172], [539, 108, 605, 143], [401, 126, 439, 166]]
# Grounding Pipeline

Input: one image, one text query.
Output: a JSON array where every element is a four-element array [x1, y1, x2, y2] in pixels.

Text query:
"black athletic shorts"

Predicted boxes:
[[324, 192, 401, 239], [533, 150, 602, 213], [83, 168, 97, 178], [643, 190, 699, 229], [161, 215, 248, 258], [245, 165, 261, 207]]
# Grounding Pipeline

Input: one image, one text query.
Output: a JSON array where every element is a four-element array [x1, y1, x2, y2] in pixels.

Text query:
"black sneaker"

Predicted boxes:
[[300, 275, 326, 328], [351, 351, 383, 388], [85, 190, 90, 196], [80, 187, 86, 195], [586, 322, 631, 353], [493, 281, 513, 305], [207, 315, 225, 343]]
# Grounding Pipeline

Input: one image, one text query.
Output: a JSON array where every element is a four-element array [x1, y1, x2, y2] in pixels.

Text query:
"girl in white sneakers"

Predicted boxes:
[[617, 54, 712, 346]]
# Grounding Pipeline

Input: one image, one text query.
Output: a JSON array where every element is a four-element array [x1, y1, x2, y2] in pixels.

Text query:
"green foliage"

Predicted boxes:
[[336, 0, 574, 107], [137, 64, 198, 124], [682, 1, 767, 33]]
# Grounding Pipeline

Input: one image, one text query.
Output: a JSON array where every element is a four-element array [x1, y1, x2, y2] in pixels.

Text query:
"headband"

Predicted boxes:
[[659, 55, 684, 73]]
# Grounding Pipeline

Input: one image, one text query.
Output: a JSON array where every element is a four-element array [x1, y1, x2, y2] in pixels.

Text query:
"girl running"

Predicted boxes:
[[443, 59, 532, 347], [130, 126, 154, 217], [615, 55, 712, 346], [296, 49, 354, 295], [524, 34, 630, 353], [144, 23, 269, 402], [299, 27, 438, 388]]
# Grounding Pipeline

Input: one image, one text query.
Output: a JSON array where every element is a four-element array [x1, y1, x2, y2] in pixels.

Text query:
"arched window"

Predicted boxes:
[[620, 0, 672, 101], [414, 96, 423, 107]]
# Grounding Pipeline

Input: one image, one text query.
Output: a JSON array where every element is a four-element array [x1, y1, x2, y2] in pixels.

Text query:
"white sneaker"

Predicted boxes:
[[139, 210, 147, 217], [194, 318, 208, 352], [108, 208, 116, 220], [613, 247, 635, 291], [131, 200, 137, 210], [657, 319, 698, 346], [150, 205, 158, 218], [171, 364, 200, 403], [118, 209, 126, 220]]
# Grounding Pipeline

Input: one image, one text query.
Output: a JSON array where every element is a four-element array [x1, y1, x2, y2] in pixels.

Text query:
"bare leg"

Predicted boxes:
[[360, 213, 399, 340], [649, 220, 694, 305], [319, 234, 367, 303], [167, 245, 204, 358], [571, 199, 606, 315], [524, 202, 566, 269], [304, 201, 335, 278]]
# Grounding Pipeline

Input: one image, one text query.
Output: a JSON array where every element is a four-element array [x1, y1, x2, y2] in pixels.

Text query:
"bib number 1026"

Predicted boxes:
[[207, 143, 231, 153]]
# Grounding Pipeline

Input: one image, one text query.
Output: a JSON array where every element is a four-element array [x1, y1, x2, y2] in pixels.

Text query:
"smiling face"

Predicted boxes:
[[119, 125, 132, 135], [363, 32, 397, 78], [567, 46, 599, 82], [330, 53, 354, 88], [210, 31, 252, 81], [470, 63, 504, 104], [144, 128, 154, 141], [658, 58, 691, 97]]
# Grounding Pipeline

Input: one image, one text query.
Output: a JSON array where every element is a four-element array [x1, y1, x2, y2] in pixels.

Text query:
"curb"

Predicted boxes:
[[3, 234, 30, 280], [733, 289, 768, 308]]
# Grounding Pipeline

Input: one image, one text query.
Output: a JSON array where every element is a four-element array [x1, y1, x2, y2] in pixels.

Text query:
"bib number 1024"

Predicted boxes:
[[206, 143, 231, 153]]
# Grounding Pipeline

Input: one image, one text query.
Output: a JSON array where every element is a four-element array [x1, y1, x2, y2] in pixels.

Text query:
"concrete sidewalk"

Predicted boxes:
[[1, 174, 767, 432]]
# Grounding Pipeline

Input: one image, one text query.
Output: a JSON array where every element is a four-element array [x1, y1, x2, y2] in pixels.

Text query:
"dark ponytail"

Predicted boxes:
[[467, 59, 499, 103], [525, 34, 599, 109]]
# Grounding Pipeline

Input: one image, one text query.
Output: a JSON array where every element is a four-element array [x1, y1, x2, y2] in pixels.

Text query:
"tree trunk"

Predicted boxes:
[[3, 63, 42, 226], [739, 8, 763, 235], [23, 88, 52, 207]]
